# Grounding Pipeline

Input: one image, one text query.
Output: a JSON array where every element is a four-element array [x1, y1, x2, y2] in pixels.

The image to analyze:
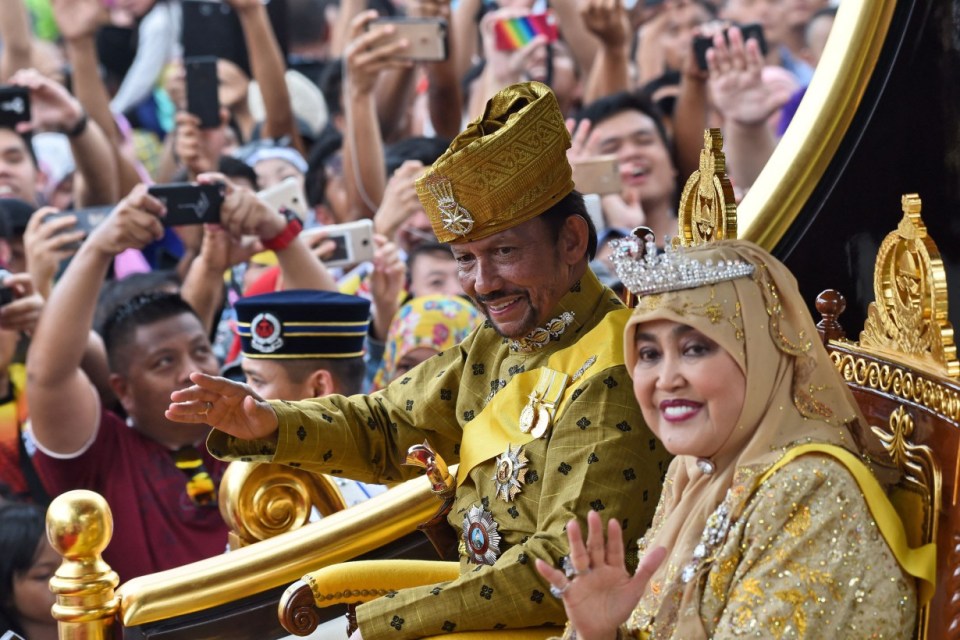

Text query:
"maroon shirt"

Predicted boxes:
[[32, 409, 229, 584]]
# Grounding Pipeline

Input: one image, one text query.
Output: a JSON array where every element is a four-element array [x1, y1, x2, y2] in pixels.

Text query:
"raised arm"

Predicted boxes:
[[10, 68, 119, 206], [579, 0, 631, 105], [706, 27, 790, 196], [26, 185, 166, 455], [0, 0, 33, 81], [341, 11, 412, 220], [51, 0, 143, 195], [228, 0, 304, 156]]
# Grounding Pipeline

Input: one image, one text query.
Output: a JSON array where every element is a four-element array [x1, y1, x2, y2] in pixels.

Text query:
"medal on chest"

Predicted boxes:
[[518, 368, 569, 438], [462, 505, 502, 565], [492, 444, 528, 502]]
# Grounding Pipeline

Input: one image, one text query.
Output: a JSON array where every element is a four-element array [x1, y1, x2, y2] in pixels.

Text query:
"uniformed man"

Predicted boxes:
[[235, 288, 386, 506], [167, 81, 670, 639]]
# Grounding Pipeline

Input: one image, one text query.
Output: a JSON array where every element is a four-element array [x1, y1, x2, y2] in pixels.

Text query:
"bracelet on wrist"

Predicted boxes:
[[64, 111, 89, 138]]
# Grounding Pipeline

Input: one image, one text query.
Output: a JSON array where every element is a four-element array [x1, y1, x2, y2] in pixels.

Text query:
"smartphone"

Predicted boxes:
[[149, 182, 226, 226], [45, 205, 114, 250], [185, 56, 220, 129], [494, 12, 559, 52], [693, 22, 768, 71], [303, 219, 375, 268], [572, 155, 622, 195], [181, 0, 249, 71], [368, 17, 448, 62], [0, 86, 30, 128], [257, 176, 308, 221], [0, 268, 14, 306]]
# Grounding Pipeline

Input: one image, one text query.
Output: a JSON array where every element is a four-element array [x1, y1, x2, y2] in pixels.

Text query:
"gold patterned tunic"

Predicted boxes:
[[625, 454, 917, 639], [208, 270, 671, 640]]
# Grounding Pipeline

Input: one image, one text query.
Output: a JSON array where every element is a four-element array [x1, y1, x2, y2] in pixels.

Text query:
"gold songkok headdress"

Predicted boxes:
[[611, 231, 755, 296], [415, 81, 574, 243]]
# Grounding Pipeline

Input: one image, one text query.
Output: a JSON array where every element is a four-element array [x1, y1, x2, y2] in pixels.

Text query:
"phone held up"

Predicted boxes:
[[0, 85, 30, 128], [572, 155, 622, 196], [493, 12, 559, 52], [303, 219, 375, 269], [693, 22, 767, 71], [367, 17, 448, 62], [185, 56, 220, 128], [149, 182, 226, 226]]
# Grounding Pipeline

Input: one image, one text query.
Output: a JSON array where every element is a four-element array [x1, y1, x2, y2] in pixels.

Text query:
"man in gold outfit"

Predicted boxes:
[[167, 81, 670, 639]]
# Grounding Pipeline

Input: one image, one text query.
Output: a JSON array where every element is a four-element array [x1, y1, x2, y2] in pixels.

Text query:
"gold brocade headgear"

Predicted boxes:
[[415, 81, 574, 243]]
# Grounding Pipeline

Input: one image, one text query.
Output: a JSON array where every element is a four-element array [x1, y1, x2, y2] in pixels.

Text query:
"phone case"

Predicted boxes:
[[0, 86, 30, 128], [304, 220, 375, 268], [572, 156, 622, 195], [185, 56, 220, 128], [150, 183, 225, 226], [257, 177, 308, 220], [494, 13, 559, 52], [368, 18, 448, 62]]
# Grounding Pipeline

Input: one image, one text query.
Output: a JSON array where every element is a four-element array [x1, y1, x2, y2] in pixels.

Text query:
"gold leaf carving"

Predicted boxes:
[[860, 194, 958, 377]]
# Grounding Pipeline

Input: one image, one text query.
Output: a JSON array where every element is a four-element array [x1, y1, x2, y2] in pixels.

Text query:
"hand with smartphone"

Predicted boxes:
[[6, 69, 84, 136], [344, 11, 420, 95], [0, 270, 45, 334], [174, 111, 223, 179], [23, 207, 87, 295]]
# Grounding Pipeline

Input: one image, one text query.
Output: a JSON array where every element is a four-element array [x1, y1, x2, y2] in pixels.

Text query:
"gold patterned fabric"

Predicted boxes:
[[415, 81, 574, 243], [208, 270, 671, 640], [608, 240, 917, 639]]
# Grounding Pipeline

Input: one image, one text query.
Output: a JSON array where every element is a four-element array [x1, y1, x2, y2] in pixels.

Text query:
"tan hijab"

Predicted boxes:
[[622, 240, 876, 638]]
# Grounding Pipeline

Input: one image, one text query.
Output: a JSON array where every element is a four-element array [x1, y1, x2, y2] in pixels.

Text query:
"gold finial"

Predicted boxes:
[[405, 441, 454, 498], [675, 128, 737, 248], [860, 194, 958, 377], [46, 490, 119, 640]]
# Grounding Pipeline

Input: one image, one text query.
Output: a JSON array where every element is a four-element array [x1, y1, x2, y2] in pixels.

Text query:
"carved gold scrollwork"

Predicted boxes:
[[870, 405, 941, 640], [675, 129, 737, 248], [860, 194, 959, 377], [832, 352, 960, 423], [219, 462, 349, 548]]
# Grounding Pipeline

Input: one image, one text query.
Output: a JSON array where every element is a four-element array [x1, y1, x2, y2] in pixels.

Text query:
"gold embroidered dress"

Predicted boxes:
[[209, 269, 671, 640], [599, 239, 924, 640]]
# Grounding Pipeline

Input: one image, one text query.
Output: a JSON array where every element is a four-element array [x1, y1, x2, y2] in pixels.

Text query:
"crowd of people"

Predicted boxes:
[[0, 1, 921, 640]]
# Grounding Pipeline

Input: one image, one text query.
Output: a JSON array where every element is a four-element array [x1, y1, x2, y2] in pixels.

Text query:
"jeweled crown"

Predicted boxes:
[[610, 232, 755, 297]]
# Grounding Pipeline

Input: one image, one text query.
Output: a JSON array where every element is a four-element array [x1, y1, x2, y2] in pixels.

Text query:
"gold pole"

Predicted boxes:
[[46, 490, 120, 640]]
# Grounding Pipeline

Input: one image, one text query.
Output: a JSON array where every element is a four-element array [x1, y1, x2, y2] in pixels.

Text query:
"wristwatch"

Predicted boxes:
[[261, 208, 303, 252]]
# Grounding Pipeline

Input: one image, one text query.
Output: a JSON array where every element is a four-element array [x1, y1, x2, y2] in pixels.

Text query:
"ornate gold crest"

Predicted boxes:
[[860, 194, 958, 377], [425, 175, 474, 237], [674, 129, 737, 248]]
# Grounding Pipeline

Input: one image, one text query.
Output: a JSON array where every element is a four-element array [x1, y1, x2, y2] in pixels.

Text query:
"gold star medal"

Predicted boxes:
[[492, 444, 528, 502]]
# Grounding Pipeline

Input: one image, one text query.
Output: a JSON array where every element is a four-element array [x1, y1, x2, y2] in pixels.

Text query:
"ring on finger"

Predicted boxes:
[[549, 582, 570, 598]]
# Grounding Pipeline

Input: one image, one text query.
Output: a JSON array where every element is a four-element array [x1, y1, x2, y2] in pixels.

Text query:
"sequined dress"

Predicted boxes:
[[620, 454, 917, 639]]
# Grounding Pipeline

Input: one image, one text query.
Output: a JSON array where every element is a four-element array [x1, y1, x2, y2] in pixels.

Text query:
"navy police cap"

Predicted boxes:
[[235, 289, 371, 359]]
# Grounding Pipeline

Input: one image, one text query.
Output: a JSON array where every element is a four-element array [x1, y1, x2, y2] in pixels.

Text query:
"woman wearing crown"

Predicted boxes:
[[536, 236, 931, 639]]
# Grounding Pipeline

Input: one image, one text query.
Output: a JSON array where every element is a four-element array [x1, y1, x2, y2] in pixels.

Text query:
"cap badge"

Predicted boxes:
[[427, 175, 474, 237], [250, 312, 284, 353]]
